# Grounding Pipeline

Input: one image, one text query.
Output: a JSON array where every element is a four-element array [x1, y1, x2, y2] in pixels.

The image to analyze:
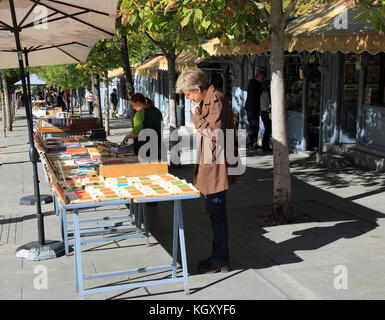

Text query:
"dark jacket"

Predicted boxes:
[[143, 107, 163, 134], [244, 78, 262, 114], [53, 93, 66, 109], [110, 92, 118, 104]]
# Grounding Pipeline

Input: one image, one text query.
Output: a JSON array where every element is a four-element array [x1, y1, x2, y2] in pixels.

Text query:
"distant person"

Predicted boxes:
[[85, 89, 94, 116], [260, 80, 272, 151], [46, 90, 55, 106], [63, 91, 70, 111], [53, 90, 66, 111], [110, 88, 118, 118], [244, 68, 266, 149]]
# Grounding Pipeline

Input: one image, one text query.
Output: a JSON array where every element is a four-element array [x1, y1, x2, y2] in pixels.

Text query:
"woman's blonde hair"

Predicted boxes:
[[176, 68, 209, 94]]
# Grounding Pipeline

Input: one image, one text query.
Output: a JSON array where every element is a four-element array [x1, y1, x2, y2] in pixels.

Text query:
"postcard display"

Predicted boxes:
[[33, 132, 198, 298]]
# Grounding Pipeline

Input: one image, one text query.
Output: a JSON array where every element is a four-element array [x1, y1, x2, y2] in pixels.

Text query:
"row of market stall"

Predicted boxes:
[[106, 0, 385, 161], [32, 112, 199, 298]]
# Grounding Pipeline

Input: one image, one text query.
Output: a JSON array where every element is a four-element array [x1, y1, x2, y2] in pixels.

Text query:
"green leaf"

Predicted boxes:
[[181, 11, 191, 27], [201, 18, 210, 29], [129, 14, 137, 25], [194, 8, 203, 21]]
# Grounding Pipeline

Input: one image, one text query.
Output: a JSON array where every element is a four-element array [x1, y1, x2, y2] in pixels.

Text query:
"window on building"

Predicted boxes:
[[363, 53, 385, 107]]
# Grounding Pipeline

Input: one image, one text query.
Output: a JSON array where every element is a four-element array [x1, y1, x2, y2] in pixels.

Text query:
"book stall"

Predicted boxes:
[[35, 115, 104, 139], [33, 129, 199, 299]]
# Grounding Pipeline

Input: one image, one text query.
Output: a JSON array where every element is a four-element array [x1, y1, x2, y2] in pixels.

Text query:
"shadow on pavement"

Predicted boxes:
[[144, 164, 383, 280]]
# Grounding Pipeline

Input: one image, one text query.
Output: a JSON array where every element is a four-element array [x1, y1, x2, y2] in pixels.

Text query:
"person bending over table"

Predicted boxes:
[[122, 93, 163, 159], [176, 68, 239, 274]]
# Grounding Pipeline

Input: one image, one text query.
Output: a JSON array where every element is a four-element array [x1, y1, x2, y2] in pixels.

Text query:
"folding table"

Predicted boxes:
[[55, 193, 199, 299]]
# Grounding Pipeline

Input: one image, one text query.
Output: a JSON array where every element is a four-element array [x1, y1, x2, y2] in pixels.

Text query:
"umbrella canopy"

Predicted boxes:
[[0, 0, 117, 50], [14, 73, 46, 86], [1, 40, 98, 69]]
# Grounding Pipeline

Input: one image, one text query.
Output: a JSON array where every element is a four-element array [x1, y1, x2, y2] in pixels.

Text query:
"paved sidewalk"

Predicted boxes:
[[1, 110, 385, 300]]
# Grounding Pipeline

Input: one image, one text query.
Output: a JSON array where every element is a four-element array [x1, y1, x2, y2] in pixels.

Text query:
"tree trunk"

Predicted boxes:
[[104, 71, 110, 136], [91, 73, 103, 127], [270, 0, 292, 222], [12, 92, 16, 123], [1, 91, 6, 138], [2, 74, 12, 132], [167, 50, 180, 166], [119, 34, 135, 99], [77, 87, 82, 116], [119, 33, 135, 122], [70, 89, 74, 114]]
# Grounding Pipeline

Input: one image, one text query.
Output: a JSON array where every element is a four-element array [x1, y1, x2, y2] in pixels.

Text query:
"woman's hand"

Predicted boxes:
[[190, 105, 201, 116], [121, 134, 133, 145]]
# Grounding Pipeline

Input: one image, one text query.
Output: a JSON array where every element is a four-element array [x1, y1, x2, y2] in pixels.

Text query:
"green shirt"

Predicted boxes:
[[132, 109, 145, 137]]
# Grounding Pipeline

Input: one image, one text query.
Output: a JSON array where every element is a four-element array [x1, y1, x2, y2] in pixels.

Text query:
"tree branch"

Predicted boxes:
[[281, 0, 299, 29], [250, 0, 270, 25], [144, 31, 169, 56]]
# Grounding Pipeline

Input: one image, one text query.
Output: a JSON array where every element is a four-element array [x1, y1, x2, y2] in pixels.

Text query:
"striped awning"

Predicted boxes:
[[201, 0, 385, 56], [109, 0, 385, 80], [133, 55, 164, 79]]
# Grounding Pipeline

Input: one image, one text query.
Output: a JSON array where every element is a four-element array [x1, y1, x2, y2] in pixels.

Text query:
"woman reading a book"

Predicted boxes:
[[121, 93, 163, 159]]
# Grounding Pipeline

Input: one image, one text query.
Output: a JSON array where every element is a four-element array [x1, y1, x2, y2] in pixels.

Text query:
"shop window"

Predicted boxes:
[[364, 53, 385, 107], [307, 62, 321, 118], [211, 71, 223, 92], [284, 55, 302, 112], [343, 53, 359, 102]]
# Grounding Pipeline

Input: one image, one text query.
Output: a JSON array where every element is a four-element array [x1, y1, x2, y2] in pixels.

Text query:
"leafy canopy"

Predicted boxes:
[[355, 0, 385, 31], [120, 0, 266, 56], [32, 64, 90, 90]]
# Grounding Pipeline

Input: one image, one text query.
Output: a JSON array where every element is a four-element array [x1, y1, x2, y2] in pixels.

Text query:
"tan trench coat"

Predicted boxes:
[[191, 85, 238, 195]]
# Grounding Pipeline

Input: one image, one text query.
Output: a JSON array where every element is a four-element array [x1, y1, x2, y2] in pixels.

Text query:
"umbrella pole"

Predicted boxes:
[[19, 49, 53, 233], [9, 0, 64, 260], [24, 49, 33, 121]]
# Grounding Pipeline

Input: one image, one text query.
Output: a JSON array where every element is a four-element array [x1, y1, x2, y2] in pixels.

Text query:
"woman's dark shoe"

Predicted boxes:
[[197, 260, 230, 274]]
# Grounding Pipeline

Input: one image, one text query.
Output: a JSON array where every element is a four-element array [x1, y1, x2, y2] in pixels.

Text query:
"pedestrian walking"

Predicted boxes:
[[244, 68, 266, 149], [260, 80, 272, 151], [85, 89, 94, 116], [110, 88, 118, 118], [176, 68, 239, 274]]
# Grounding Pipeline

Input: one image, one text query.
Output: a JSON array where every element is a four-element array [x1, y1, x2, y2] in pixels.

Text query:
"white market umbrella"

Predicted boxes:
[[14, 73, 46, 86], [0, 0, 117, 50], [0, 0, 119, 260], [1, 40, 98, 69]]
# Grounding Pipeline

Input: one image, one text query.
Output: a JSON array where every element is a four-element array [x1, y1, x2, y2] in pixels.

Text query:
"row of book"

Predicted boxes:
[[64, 174, 200, 204], [45, 137, 135, 180]]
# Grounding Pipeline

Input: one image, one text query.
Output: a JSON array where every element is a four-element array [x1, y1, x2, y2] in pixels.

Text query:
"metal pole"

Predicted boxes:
[[24, 48, 33, 120], [9, 0, 45, 245]]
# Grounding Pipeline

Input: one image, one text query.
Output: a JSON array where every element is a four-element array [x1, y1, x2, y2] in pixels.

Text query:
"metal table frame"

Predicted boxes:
[[56, 194, 198, 299], [55, 196, 148, 256]]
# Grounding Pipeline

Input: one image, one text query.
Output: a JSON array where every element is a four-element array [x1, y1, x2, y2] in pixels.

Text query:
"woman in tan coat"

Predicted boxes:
[[176, 68, 237, 274]]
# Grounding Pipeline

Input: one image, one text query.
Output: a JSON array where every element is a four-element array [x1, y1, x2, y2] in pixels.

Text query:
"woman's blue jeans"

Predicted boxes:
[[204, 190, 229, 265]]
